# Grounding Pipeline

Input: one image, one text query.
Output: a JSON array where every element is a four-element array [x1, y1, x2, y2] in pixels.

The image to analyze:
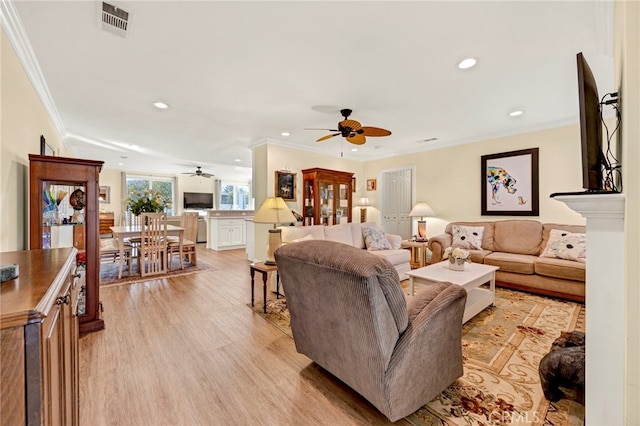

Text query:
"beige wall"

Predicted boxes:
[[1, 30, 63, 251], [251, 142, 364, 261], [365, 124, 586, 237]]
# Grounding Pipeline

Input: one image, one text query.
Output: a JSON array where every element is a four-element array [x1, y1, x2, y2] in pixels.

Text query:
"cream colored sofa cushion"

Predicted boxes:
[[325, 224, 353, 245]]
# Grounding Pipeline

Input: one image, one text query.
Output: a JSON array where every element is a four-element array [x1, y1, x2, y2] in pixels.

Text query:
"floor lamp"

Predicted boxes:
[[409, 202, 436, 242], [253, 197, 296, 265], [358, 197, 370, 223]]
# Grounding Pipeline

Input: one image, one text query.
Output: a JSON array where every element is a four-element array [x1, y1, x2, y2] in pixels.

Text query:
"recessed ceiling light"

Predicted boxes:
[[351, 148, 358, 152], [234, 159, 242, 162], [281, 131, 290, 137], [457, 58, 477, 70], [152, 101, 169, 109], [509, 110, 524, 117], [118, 162, 124, 166]]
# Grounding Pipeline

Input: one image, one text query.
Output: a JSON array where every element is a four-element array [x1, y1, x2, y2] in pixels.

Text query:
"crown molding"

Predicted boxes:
[[1, 0, 67, 140]]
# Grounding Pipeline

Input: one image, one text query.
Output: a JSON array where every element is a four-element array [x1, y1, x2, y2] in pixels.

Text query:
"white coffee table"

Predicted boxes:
[[406, 261, 499, 323]]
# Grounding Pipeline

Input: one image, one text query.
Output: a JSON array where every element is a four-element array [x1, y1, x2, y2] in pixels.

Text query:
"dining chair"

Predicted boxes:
[[99, 237, 133, 272], [137, 212, 168, 276], [167, 212, 199, 270], [122, 209, 142, 252]]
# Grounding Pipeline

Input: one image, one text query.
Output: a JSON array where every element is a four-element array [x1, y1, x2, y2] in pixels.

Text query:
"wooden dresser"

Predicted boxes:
[[0, 248, 81, 425], [99, 211, 115, 235]]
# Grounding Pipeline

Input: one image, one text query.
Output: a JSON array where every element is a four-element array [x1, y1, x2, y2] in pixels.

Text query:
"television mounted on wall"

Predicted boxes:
[[183, 192, 213, 209], [576, 52, 606, 191]]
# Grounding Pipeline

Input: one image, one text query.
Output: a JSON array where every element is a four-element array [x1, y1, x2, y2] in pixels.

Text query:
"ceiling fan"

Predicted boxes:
[[182, 166, 214, 178], [308, 108, 392, 145]]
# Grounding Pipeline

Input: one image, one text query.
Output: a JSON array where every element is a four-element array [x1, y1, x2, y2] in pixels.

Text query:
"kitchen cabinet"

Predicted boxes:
[[208, 217, 246, 250]]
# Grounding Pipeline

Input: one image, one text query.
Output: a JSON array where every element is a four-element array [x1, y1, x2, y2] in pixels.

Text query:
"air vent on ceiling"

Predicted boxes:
[[417, 137, 438, 143], [100, 2, 132, 39]]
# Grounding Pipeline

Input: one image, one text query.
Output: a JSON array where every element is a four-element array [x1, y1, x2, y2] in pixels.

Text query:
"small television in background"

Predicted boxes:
[[576, 52, 606, 191], [183, 192, 213, 209]]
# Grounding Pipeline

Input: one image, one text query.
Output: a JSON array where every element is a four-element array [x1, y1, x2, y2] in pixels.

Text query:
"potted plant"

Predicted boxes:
[[443, 246, 472, 271]]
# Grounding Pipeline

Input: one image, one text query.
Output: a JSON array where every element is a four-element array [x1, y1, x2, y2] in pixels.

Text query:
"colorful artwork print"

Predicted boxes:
[[486, 166, 519, 205], [481, 148, 539, 216]]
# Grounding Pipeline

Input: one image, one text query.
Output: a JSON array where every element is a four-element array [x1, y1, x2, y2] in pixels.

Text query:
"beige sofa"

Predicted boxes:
[[428, 220, 586, 302], [279, 222, 411, 280]]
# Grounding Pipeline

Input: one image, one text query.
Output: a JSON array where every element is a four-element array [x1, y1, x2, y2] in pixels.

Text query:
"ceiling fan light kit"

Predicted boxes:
[[310, 108, 391, 145]]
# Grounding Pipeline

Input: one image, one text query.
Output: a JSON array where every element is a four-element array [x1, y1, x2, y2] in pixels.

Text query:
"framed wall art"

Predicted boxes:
[[275, 171, 296, 201], [481, 148, 539, 216], [366, 179, 377, 191], [99, 186, 111, 203], [40, 135, 55, 156]]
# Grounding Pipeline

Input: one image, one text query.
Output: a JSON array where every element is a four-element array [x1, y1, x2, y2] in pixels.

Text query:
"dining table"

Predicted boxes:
[[110, 224, 184, 279]]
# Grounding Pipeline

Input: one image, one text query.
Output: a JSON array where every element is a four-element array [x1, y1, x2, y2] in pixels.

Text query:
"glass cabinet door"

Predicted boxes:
[[337, 183, 349, 224], [41, 181, 87, 314], [320, 181, 334, 225]]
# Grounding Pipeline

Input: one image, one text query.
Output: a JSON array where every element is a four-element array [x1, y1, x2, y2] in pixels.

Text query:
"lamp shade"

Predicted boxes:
[[409, 202, 436, 219], [357, 197, 371, 207], [253, 197, 296, 225]]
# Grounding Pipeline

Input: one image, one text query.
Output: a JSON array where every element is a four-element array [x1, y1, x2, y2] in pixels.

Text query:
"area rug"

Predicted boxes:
[[100, 258, 218, 287], [250, 286, 586, 425]]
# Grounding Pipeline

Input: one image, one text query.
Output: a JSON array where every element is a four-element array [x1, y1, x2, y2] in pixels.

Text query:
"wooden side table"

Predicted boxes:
[[249, 262, 280, 313], [400, 240, 429, 269]]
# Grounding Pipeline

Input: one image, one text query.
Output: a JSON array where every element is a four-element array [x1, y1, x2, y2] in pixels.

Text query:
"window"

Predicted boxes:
[[125, 174, 175, 215], [220, 182, 250, 210]]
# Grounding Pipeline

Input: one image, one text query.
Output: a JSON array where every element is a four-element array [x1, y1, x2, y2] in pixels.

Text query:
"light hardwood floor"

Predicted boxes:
[[81, 245, 409, 425]]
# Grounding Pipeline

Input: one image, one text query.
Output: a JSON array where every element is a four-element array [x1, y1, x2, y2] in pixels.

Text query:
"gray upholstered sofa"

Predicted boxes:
[[279, 222, 411, 280], [275, 240, 467, 421], [428, 220, 586, 302]]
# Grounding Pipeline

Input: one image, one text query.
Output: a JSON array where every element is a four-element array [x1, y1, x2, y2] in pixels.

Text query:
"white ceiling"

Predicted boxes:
[[8, 1, 615, 181]]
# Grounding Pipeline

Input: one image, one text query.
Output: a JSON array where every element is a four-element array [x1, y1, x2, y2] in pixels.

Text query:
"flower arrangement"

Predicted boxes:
[[124, 189, 172, 215], [444, 246, 472, 265]]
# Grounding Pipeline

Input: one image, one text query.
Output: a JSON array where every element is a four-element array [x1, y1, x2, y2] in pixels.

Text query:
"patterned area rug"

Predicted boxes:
[[250, 285, 585, 425], [100, 258, 217, 287]]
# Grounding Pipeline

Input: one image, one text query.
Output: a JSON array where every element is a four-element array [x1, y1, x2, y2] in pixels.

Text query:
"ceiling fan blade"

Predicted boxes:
[[346, 134, 366, 145], [339, 119, 362, 131], [305, 128, 339, 131], [317, 133, 340, 142], [360, 126, 392, 137]]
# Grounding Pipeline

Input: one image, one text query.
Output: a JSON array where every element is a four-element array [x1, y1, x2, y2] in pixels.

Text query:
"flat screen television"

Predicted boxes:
[[183, 192, 213, 209], [577, 52, 606, 191]]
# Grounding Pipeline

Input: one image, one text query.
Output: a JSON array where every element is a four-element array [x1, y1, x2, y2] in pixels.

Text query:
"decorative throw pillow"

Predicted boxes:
[[386, 234, 402, 250], [541, 229, 586, 261], [362, 226, 392, 251], [290, 233, 314, 243], [452, 225, 484, 250]]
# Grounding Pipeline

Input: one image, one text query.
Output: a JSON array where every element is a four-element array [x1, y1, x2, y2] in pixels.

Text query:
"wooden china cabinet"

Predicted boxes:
[[302, 168, 354, 226], [29, 154, 104, 334]]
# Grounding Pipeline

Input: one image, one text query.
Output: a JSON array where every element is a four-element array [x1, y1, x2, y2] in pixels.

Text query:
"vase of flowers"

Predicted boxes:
[[444, 247, 471, 271], [124, 189, 172, 217]]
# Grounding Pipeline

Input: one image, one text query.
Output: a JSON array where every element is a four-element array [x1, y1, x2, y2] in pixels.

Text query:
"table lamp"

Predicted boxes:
[[253, 197, 296, 265], [409, 202, 436, 242], [358, 197, 370, 223]]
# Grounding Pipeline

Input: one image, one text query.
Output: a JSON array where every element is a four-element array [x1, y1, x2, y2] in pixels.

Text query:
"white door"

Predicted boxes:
[[380, 168, 413, 239]]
